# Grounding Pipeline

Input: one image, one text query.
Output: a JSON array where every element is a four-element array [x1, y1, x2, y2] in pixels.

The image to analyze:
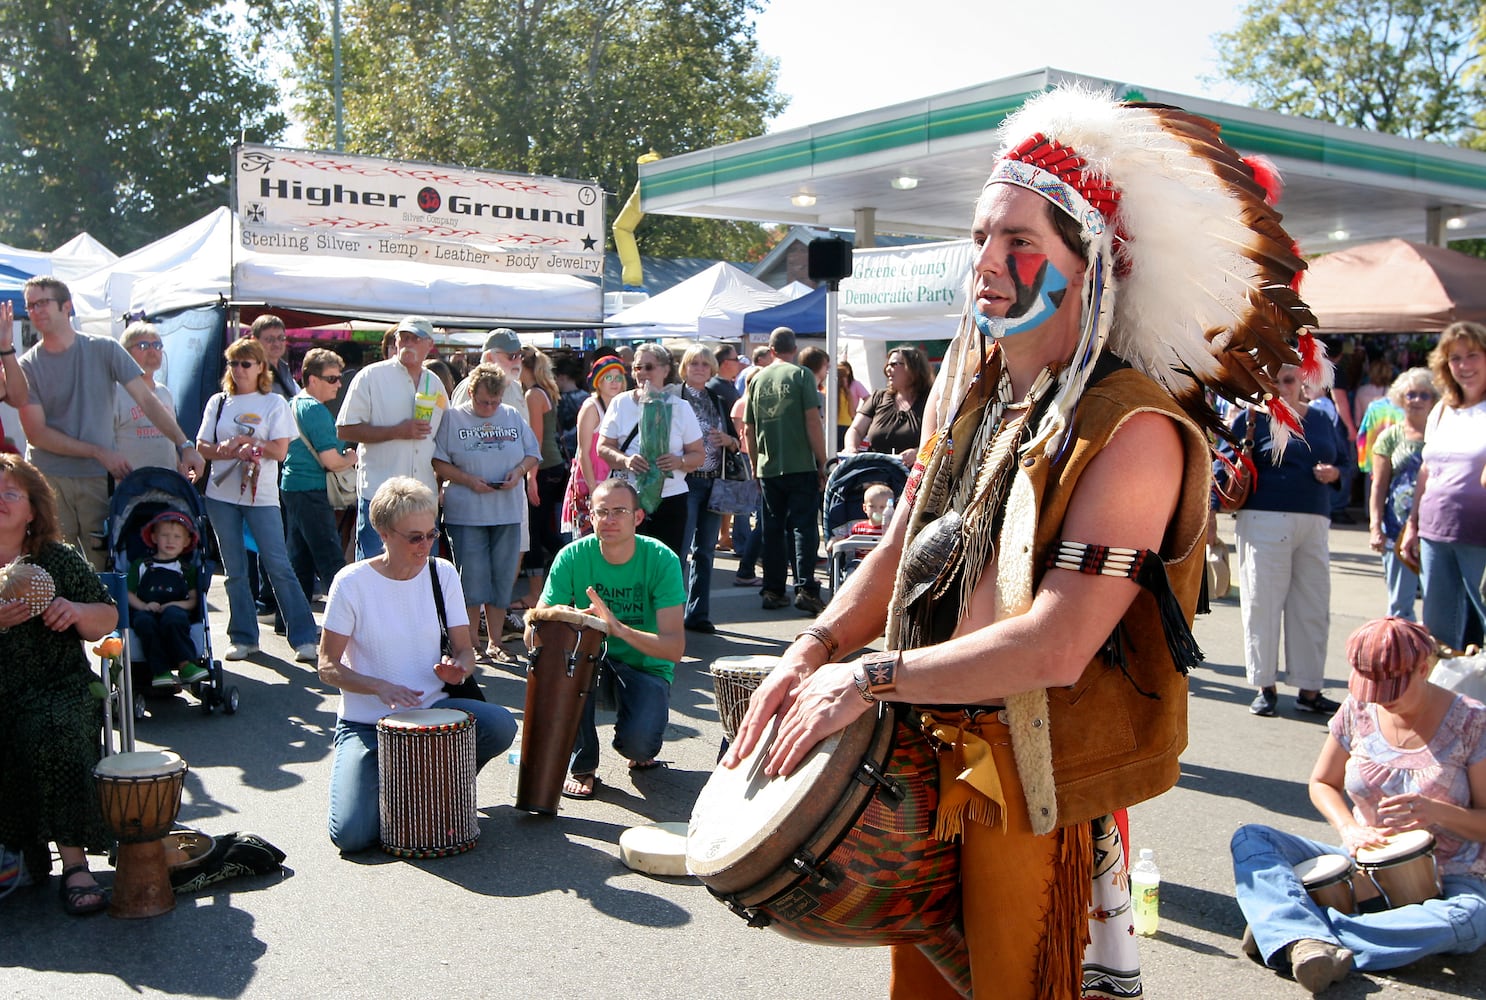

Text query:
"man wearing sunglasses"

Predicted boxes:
[[17, 276, 204, 569], [112, 321, 178, 473], [284, 348, 357, 607]]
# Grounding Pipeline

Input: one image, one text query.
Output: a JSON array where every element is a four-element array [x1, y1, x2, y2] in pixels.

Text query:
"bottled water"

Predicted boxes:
[[1130, 847, 1161, 936]]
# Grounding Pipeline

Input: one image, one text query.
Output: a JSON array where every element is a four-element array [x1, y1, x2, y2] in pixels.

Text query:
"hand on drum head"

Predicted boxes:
[[584, 587, 618, 632], [378, 679, 426, 711], [748, 662, 873, 778], [1340, 822, 1391, 857], [1378, 793, 1434, 833]]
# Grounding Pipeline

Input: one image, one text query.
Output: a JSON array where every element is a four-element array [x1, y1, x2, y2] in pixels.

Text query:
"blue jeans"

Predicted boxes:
[[206, 498, 318, 648], [681, 476, 721, 625], [326, 698, 516, 853], [1420, 539, 1486, 651], [1380, 545, 1419, 621], [283, 489, 346, 606], [133, 605, 195, 676], [1231, 823, 1486, 971], [355, 495, 384, 560], [570, 657, 670, 776], [733, 510, 761, 578], [760, 471, 820, 597]]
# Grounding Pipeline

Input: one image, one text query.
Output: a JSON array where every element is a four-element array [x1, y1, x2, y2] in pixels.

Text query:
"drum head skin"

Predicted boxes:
[[687, 712, 875, 888], [527, 604, 609, 634], [709, 654, 779, 679], [1294, 854, 1352, 885], [1356, 828, 1434, 865], [378, 708, 471, 731], [94, 750, 186, 778], [620, 822, 689, 876]]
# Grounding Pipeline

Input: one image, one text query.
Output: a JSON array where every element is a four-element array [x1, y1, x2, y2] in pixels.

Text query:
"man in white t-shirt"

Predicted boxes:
[[336, 316, 448, 559]]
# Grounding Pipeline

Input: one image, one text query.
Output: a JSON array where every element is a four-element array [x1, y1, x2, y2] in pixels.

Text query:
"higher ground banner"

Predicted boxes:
[[232, 144, 604, 279]]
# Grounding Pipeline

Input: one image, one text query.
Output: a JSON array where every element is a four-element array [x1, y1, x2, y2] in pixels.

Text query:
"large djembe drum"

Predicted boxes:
[[93, 750, 187, 918], [519, 606, 609, 815]]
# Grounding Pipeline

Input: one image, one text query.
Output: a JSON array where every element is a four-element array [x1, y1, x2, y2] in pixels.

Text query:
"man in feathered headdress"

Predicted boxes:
[[725, 87, 1321, 1000]]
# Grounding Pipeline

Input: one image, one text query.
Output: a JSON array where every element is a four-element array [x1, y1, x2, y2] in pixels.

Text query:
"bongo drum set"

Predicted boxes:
[[1294, 829, 1444, 915], [518, 606, 609, 815], [376, 708, 479, 858], [93, 749, 187, 918]]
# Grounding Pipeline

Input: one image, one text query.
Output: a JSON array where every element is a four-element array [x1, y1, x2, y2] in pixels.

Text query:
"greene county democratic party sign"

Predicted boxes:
[[233, 144, 604, 276]]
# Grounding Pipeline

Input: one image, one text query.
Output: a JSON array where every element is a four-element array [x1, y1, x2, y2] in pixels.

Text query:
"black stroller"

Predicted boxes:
[[820, 452, 910, 593], [102, 467, 236, 717]]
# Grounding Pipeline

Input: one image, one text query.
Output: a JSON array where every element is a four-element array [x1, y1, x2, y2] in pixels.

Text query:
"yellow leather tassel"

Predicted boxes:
[[929, 721, 1007, 842]]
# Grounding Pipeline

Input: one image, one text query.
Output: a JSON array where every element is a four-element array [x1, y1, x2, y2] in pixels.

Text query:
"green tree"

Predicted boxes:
[[277, 0, 786, 261], [0, 1, 287, 251], [1214, 0, 1486, 142]]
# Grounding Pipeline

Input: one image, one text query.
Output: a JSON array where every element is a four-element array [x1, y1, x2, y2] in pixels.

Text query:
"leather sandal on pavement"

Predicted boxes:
[[59, 864, 107, 916]]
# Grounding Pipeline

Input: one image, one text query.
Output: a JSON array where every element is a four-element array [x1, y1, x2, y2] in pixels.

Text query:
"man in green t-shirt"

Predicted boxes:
[[743, 326, 828, 615], [533, 479, 686, 800]]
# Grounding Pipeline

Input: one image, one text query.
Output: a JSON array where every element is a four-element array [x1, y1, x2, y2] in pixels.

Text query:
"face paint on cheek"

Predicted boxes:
[[974, 252, 1071, 340]]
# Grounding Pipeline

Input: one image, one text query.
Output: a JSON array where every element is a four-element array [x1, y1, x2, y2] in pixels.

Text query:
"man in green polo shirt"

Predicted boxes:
[[533, 479, 685, 800]]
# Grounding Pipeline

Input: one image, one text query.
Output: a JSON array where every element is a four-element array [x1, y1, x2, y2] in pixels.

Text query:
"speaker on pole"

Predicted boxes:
[[808, 237, 853, 283]]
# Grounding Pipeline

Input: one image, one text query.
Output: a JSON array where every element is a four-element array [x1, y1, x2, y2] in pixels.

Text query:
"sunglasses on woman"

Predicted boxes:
[[229, 359, 259, 369]]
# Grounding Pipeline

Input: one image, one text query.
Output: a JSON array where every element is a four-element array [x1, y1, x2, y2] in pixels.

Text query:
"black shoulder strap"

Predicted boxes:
[[427, 557, 452, 656]]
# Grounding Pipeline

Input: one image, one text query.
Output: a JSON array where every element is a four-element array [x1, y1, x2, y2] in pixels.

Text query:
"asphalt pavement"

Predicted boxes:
[[2, 515, 1481, 999]]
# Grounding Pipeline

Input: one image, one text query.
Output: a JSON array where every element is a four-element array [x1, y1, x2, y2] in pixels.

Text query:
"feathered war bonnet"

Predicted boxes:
[[968, 87, 1325, 457]]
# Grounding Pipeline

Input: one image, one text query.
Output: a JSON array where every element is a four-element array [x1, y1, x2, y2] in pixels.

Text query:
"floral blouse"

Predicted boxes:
[[1330, 692, 1486, 878]]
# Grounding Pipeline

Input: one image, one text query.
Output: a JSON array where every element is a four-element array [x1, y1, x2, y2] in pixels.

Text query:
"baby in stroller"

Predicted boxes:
[[826, 482, 894, 551], [128, 511, 206, 690]]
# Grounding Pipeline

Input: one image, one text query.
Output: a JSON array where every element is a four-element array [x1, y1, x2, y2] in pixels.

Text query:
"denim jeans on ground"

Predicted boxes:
[[1231, 823, 1486, 971], [205, 498, 318, 648], [569, 657, 670, 776], [326, 697, 516, 853], [1380, 545, 1419, 622], [733, 510, 761, 578], [284, 489, 346, 606], [355, 495, 384, 560], [681, 476, 720, 624], [760, 471, 820, 597], [1420, 538, 1486, 651]]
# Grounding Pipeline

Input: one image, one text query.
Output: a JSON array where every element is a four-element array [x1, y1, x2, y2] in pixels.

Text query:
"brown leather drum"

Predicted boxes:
[[520, 606, 609, 815], [376, 709, 479, 858]]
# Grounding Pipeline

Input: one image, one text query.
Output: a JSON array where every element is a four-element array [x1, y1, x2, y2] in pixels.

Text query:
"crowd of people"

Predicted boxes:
[[2, 104, 1485, 999]]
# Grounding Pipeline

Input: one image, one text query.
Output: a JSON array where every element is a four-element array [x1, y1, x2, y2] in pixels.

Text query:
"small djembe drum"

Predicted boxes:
[[376, 709, 479, 858], [93, 750, 188, 918]]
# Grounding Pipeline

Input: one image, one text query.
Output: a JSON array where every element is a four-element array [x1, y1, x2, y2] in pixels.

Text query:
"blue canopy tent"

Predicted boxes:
[[742, 284, 826, 335], [1, 262, 35, 315]]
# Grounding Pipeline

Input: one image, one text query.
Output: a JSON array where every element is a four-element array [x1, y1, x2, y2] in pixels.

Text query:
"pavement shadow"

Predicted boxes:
[[393, 810, 694, 928], [1177, 762, 1315, 823], [0, 888, 270, 997]]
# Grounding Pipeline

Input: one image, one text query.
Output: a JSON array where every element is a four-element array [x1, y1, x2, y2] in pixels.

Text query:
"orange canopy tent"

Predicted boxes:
[[1299, 238, 1486, 333]]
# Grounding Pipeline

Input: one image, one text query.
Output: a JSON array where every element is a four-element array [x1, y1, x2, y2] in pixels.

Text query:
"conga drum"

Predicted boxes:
[[688, 704, 966, 994], [1293, 854, 1356, 914], [1356, 830, 1442, 910], [376, 709, 478, 858], [520, 606, 609, 815], [708, 654, 778, 741], [93, 750, 187, 918]]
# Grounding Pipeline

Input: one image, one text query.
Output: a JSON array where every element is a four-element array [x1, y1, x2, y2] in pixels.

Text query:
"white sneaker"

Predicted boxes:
[[294, 642, 319, 664], [223, 644, 259, 661]]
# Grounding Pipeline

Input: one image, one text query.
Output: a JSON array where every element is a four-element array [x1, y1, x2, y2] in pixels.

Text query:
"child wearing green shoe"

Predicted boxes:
[[128, 511, 205, 689]]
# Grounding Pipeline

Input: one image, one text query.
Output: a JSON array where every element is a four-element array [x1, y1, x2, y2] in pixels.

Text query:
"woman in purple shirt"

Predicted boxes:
[[1400, 322, 1486, 651]]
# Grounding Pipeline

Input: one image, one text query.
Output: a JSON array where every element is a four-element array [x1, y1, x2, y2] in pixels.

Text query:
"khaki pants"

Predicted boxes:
[[48, 475, 110, 571]]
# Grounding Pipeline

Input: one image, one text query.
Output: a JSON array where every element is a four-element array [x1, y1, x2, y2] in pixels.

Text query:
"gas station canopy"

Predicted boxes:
[[640, 68, 1486, 253]]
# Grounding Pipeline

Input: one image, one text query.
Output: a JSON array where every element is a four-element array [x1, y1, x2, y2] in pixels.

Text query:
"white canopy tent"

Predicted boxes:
[[70, 207, 604, 337], [606, 261, 783, 338]]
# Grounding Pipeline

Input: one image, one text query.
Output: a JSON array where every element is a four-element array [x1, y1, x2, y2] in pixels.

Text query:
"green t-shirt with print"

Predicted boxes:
[[540, 534, 685, 681], [745, 360, 821, 478]]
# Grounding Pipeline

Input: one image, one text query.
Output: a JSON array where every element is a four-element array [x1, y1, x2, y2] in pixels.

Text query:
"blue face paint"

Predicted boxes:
[[974, 252, 1070, 340]]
